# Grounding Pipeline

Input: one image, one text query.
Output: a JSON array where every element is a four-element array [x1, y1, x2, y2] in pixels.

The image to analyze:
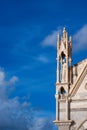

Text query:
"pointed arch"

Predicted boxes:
[[61, 52, 66, 62], [60, 86, 66, 94], [58, 86, 66, 99]]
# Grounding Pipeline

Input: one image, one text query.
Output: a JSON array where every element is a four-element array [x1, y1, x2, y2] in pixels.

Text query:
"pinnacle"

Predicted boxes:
[[63, 27, 66, 33]]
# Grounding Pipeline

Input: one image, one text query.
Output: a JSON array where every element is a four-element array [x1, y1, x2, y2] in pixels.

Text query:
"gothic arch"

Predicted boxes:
[[77, 119, 87, 130], [61, 52, 66, 62], [58, 86, 66, 99], [60, 86, 66, 94]]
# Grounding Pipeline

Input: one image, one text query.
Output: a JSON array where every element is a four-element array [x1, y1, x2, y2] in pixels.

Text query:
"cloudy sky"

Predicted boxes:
[[0, 0, 87, 129]]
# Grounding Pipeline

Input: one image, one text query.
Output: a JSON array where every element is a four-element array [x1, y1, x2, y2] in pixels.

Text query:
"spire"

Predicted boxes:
[[63, 27, 68, 40], [56, 27, 72, 93], [63, 27, 66, 33], [57, 33, 60, 50], [69, 35, 72, 41]]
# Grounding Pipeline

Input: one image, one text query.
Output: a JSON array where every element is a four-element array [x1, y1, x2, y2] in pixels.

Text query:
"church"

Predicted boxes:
[[54, 28, 87, 130]]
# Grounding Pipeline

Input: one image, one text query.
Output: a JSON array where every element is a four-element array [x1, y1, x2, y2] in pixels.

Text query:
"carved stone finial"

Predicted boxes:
[[57, 33, 60, 41], [69, 36, 72, 41], [63, 27, 66, 33]]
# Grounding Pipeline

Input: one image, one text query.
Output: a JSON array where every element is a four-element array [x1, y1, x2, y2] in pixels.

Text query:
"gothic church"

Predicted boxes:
[[54, 28, 87, 130]]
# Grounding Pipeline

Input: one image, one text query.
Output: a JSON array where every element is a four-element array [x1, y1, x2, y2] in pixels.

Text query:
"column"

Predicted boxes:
[[66, 96, 69, 120], [56, 57, 59, 83], [70, 59, 72, 84], [55, 94, 59, 120], [66, 57, 68, 83]]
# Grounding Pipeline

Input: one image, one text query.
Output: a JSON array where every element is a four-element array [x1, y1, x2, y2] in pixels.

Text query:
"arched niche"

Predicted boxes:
[[59, 52, 67, 83], [58, 86, 66, 99], [61, 52, 66, 63]]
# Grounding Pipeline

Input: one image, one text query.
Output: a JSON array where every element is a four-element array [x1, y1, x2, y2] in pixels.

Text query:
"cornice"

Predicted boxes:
[[60, 108, 87, 112], [53, 120, 73, 125]]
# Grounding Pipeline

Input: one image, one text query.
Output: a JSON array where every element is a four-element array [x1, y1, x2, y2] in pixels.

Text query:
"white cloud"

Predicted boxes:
[[37, 55, 49, 63], [0, 68, 55, 130], [0, 68, 5, 85], [0, 71, 5, 82], [9, 76, 19, 84], [41, 25, 87, 52], [0, 68, 18, 87], [41, 28, 62, 47], [0, 68, 18, 100], [73, 25, 87, 52], [30, 117, 54, 130]]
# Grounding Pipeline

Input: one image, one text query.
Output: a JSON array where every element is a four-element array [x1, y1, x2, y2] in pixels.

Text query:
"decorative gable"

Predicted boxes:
[[72, 74, 87, 99], [69, 62, 87, 98]]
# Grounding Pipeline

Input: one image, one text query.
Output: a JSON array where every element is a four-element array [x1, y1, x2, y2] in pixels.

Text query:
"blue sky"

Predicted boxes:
[[0, 0, 87, 129]]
